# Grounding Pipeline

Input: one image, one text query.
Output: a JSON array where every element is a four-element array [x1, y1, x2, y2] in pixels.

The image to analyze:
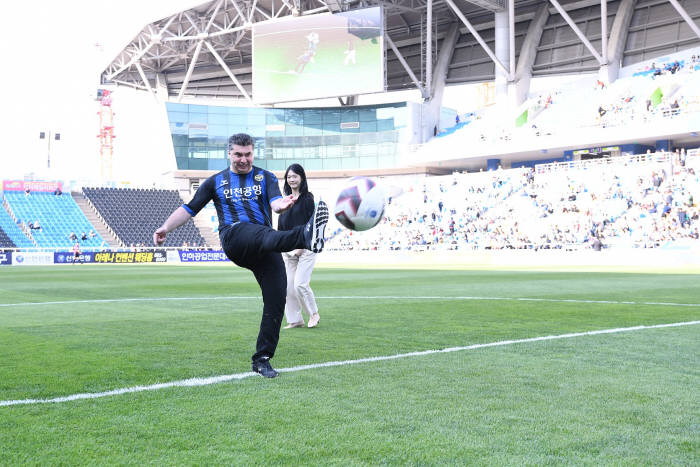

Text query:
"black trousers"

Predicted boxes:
[[220, 222, 306, 362]]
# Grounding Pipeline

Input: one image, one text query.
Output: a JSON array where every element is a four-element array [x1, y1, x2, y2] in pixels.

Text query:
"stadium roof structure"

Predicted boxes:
[[102, 0, 700, 103]]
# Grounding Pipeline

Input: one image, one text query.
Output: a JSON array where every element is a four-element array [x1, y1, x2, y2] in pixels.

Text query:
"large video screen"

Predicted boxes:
[[252, 7, 384, 104]]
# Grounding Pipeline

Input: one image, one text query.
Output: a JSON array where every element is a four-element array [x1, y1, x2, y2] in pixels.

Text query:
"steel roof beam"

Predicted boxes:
[[135, 62, 158, 101], [669, 0, 700, 41], [204, 40, 253, 102], [548, 0, 604, 64], [444, 0, 511, 79], [386, 35, 426, 96], [464, 0, 506, 12]]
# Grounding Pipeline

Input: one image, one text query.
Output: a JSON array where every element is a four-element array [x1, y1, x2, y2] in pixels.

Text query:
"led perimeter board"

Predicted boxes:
[[252, 7, 384, 104]]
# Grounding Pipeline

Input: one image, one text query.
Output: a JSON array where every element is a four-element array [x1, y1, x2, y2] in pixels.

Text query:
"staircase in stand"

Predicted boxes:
[[190, 210, 221, 249], [73, 192, 121, 248]]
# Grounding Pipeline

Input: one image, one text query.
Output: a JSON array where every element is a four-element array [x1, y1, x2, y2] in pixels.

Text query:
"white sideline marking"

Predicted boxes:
[[1, 320, 698, 407], [2, 295, 700, 308]]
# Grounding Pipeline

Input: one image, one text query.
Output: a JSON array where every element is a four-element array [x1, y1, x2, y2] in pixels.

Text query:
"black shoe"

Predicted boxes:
[[252, 358, 279, 378], [303, 200, 329, 253]]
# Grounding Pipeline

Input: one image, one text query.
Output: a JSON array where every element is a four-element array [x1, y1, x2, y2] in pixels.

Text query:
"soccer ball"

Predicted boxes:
[[333, 176, 385, 231]]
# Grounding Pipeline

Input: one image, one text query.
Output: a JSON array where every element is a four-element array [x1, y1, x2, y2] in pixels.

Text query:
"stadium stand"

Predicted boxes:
[[0, 226, 17, 249], [0, 207, 34, 249], [325, 151, 700, 251], [82, 187, 206, 248], [2, 192, 103, 249], [435, 51, 700, 149]]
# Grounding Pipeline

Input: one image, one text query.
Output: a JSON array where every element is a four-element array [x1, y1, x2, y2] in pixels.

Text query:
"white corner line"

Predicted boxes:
[[2, 320, 698, 408]]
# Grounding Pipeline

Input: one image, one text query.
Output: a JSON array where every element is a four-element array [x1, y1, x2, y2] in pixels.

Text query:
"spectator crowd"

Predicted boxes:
[[325, 152, 700, 252]]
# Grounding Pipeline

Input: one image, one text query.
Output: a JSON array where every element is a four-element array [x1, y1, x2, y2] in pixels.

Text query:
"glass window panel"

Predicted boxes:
[[359, 144, 377, 156], [360, 121, 377, 132], [189, 158, 209, 170], [172, 134, 188, 146], [358, 108, 376, 121], [208, 113, 228, 124], [176, 157, 188, 169], [267, 160, 287, 171], [322, 110, 340, 123], [303, 109, 323, 124], [170, 122, 188, 135], [359, 132, 377, 144], [323, 135, 341, 146], [266, 109, 285, 124], [246, 124, 265, 136], [189, 104, 209, 114], [285, 124, 303, 136], [285, 109, 304, 125], [167, 103, 188, 113], [303, 136, 322, 147], [207, 147, 226, 158], [209, 124, 229, 137], [174, 146, 188, 158], [190, 149, 209, 159], [167, 111, 189, 123], [304, 158, 323, 170], [377, 106, 402, 119], [248, 109, 266, 125], [341, 109, 359, 122], [341, 134, 359, 145], [228, 113, 247, 125], [189, 138, 208, 148], [326, 146, 342, 157], [342, 157, 360, 169], [377, 119, 395, 131], [342, 145, 357, 157], [304, 124, 323, 135], [360, 156, 378, 168], [377, 130, 398, 143], [303, 146, 320, 158], [208, 105, 228, 114], [208, 158, 228, 170], [208, 137, 228, 148], [378, 142, 396, 155], [252, 136, 265, 150], [379, 155, 397, 167], [189, 125, 209, 138], [266, 137, 284, 148], [324, 158, 342, 170], [322, 123, 340, 133]]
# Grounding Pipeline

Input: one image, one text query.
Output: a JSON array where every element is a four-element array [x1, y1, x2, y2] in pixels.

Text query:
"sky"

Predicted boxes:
[[0, 0, 202, 185]]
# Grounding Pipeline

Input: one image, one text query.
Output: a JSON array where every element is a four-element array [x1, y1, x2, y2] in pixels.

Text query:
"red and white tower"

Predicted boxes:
[[97, 89, 115, 180]]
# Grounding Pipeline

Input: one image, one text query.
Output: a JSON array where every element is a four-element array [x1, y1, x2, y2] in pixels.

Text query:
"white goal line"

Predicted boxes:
[[1, 320, 698, 408]]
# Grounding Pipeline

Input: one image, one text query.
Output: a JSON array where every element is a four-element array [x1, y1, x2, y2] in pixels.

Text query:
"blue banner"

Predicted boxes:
[[54, 252, 94, 264], [178, 250, 228, 262], [0, 251, 12, 265]]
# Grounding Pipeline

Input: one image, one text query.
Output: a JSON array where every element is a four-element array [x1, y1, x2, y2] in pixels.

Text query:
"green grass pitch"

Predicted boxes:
[[1, 265, 698, 465]]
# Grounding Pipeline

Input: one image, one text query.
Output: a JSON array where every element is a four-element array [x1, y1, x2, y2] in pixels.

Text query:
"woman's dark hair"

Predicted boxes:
[[283, 163, 308, 196]]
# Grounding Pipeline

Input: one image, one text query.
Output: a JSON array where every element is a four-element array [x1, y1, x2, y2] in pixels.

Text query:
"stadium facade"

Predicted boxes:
[[100, 0, 700, 179]]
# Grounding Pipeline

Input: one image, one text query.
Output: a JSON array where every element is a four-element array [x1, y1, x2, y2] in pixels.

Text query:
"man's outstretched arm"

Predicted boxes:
[[153, 207, 192, 245]]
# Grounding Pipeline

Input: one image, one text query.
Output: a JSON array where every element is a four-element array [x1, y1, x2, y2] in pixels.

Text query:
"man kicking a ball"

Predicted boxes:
[[154, 133, 328, 378]]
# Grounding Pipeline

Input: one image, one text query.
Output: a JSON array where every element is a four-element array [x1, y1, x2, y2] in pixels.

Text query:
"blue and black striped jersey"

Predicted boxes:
[[182, 166, 282, 231]]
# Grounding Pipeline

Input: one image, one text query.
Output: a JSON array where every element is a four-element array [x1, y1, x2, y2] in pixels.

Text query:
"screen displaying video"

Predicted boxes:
[[252, 7, 384, 104]]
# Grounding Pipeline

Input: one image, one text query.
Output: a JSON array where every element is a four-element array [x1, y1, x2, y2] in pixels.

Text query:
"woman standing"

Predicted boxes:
[[278, 164, 321, 328]]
